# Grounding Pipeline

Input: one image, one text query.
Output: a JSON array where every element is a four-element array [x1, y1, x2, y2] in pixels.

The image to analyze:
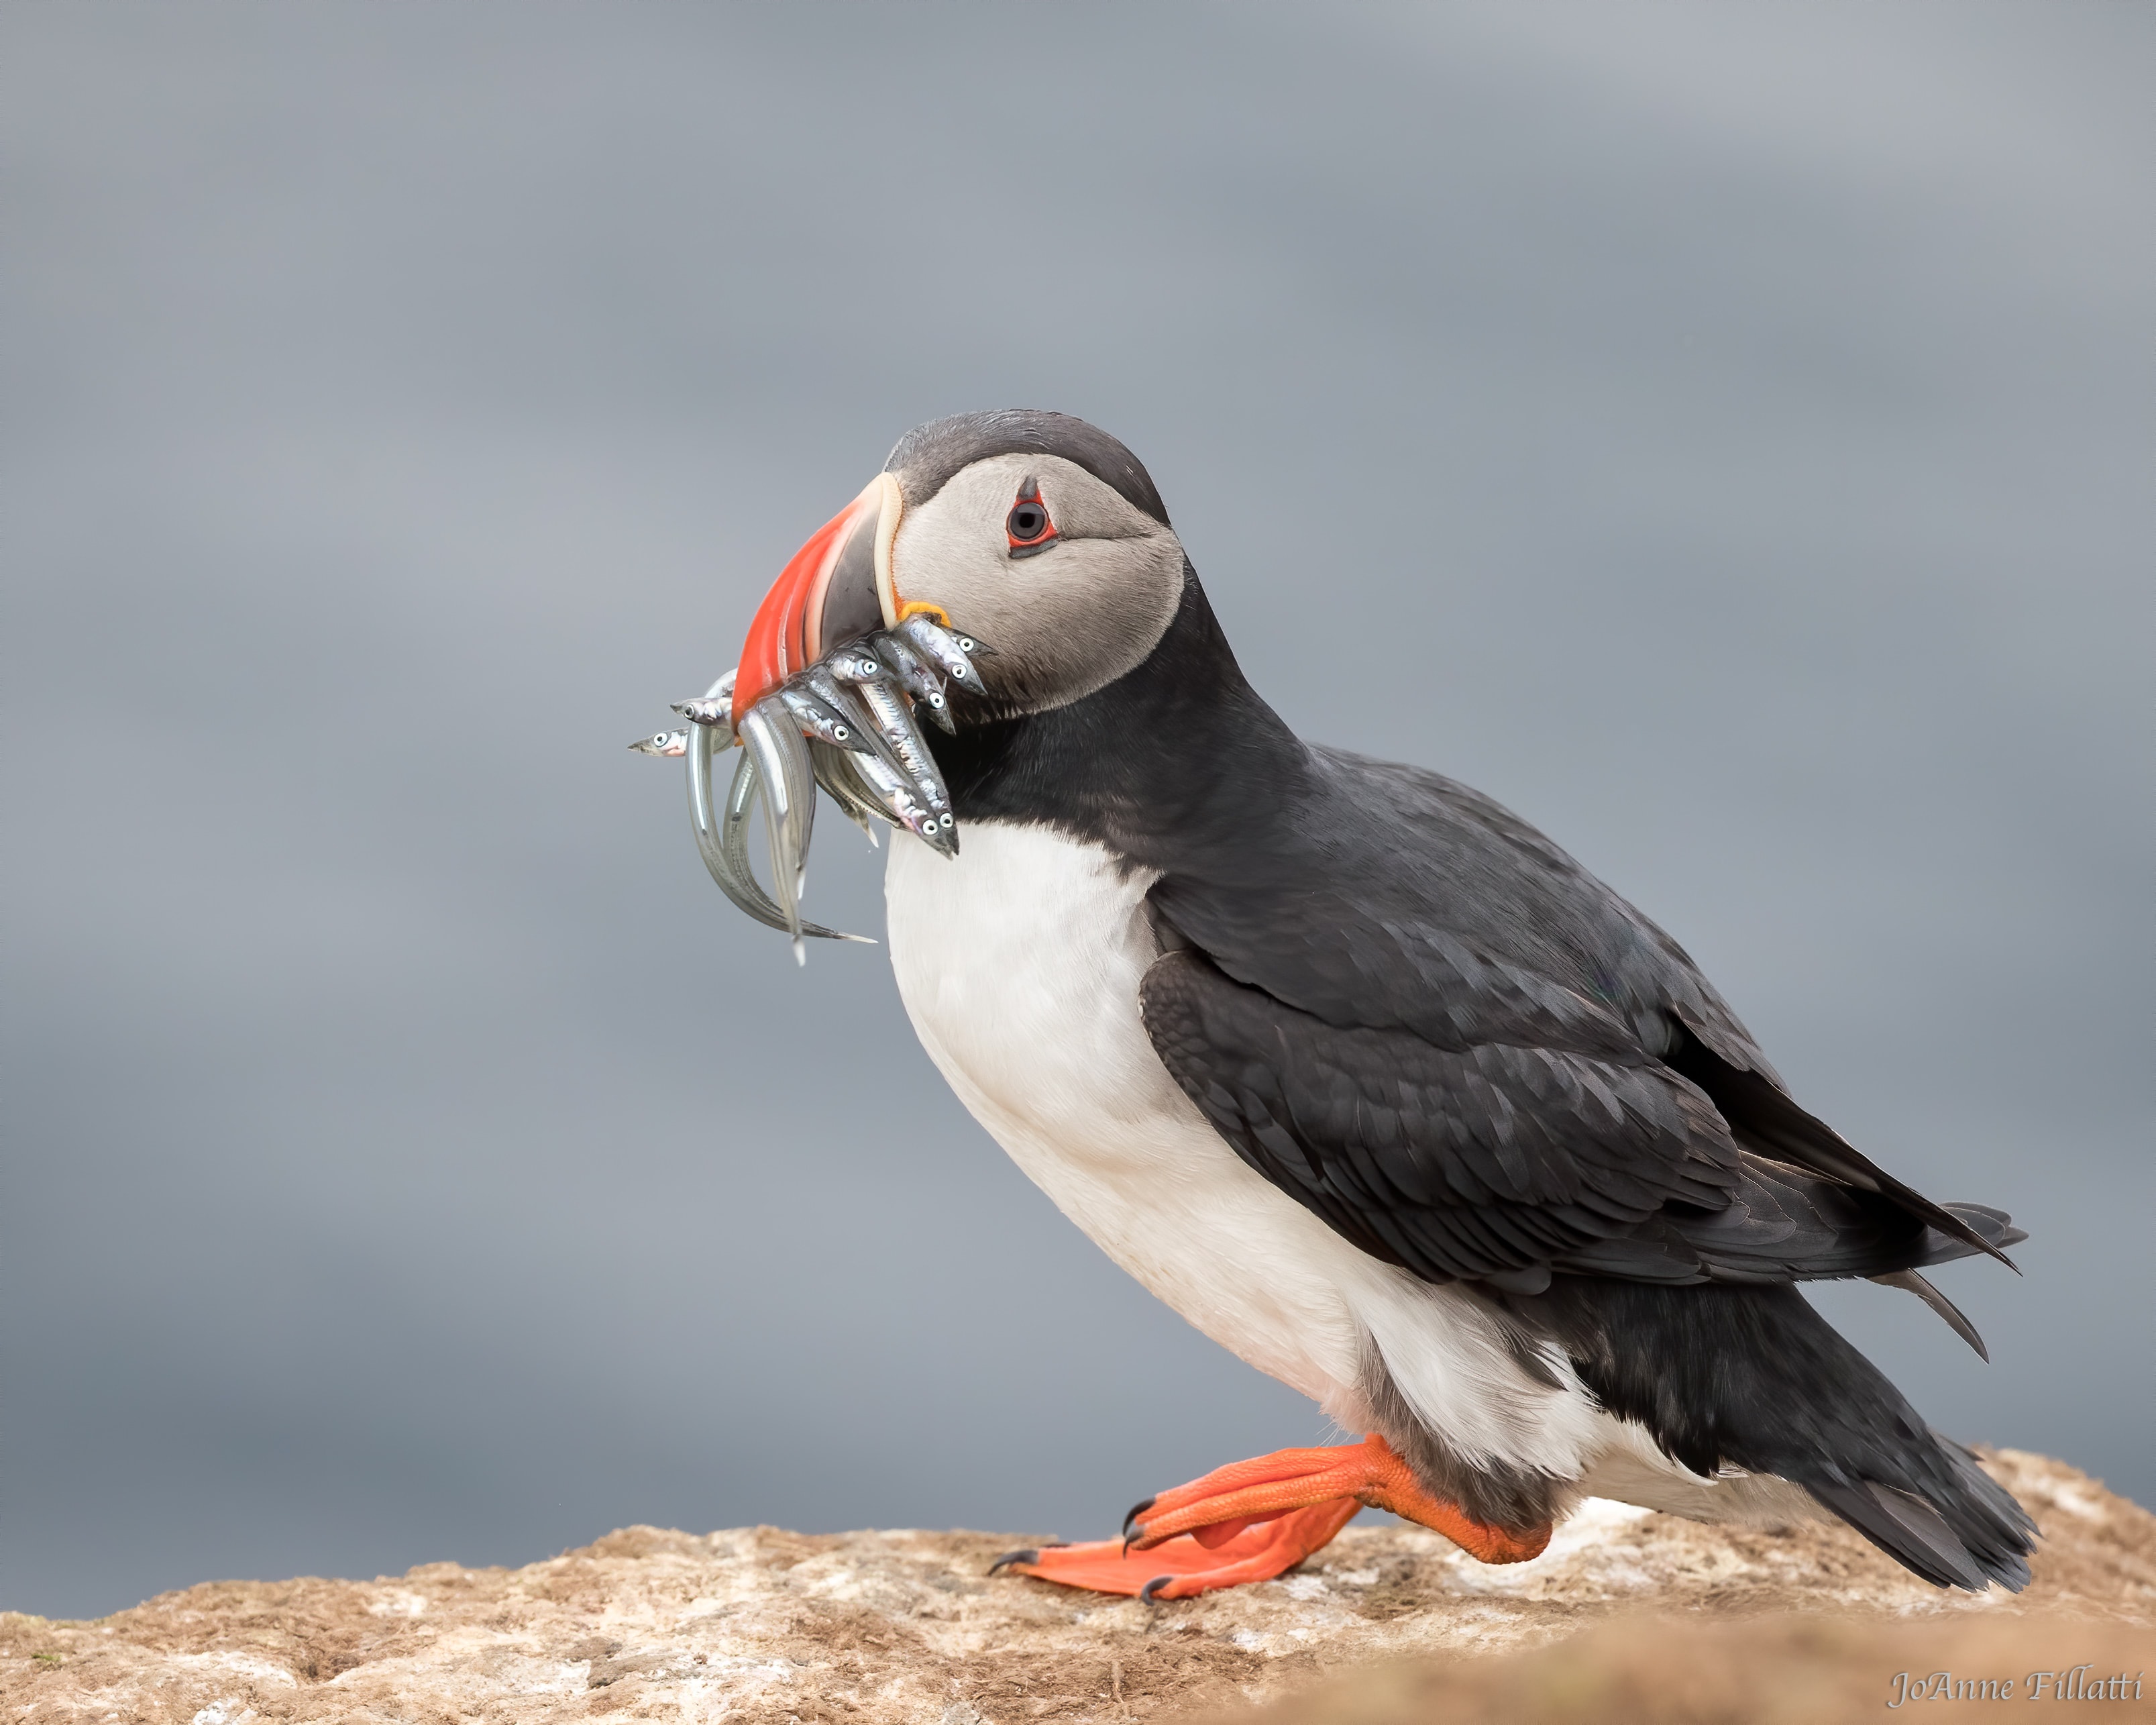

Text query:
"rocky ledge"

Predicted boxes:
[[3, 1450, 2149, 1724]]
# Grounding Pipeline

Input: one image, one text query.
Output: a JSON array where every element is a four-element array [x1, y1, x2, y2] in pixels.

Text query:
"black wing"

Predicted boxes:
[[1140, 948, 2012, 1296], [1138, 747, 2015, 1292]]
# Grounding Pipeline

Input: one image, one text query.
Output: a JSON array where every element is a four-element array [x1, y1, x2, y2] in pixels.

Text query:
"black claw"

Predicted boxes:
[[1138, 1575, 1175, 1604], [987, 1549, 1038, 1574], [1122, 1496, 1156, 1539]]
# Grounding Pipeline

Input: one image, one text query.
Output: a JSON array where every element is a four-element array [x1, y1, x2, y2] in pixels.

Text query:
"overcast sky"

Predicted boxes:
[[3, 3, 2149, 1620]]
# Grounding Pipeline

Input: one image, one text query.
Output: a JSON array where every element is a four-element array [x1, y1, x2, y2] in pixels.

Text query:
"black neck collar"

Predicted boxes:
[[928, 574, 1315, 870]]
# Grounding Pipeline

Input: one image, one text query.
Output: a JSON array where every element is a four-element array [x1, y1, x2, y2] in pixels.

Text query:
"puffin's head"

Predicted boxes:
[[731, 410, 1187, 724]]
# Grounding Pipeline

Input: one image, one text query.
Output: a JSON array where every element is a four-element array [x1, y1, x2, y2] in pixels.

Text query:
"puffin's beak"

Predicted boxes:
[[731, 472, 904, 727]]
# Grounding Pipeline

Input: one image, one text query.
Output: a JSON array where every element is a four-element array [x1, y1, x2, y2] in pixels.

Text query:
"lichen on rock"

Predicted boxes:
[[3, 1450, 2148, 1723]]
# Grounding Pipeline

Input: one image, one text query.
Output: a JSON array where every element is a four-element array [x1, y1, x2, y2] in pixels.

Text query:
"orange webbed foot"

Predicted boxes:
[[1129, 1434, 1552, 1565], [989, 1499, 1360, 1601], [989, 1434, 1552, 1602]]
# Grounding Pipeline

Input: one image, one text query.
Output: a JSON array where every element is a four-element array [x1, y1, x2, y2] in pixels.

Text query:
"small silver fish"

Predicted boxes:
[[853, 678, 951, 814], [871, 631, 937, 696], [671, 631, 965, 959], [803, 664, 915, 785], [915, 684, 955, 733], [779, 685, 870, 752], [705, 741, 870, 949], [825, 643, 892, 687], [896, 614, 989, 696], [800, 664, 861, 715], [738, 699, 816, 923], [849, 751, 959, 857], [808, 739, 883, 845], [871, 633, 955, 734]]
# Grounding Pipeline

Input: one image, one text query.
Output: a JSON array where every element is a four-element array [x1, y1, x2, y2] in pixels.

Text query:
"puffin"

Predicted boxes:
[[721, 409, 2035, 1600]]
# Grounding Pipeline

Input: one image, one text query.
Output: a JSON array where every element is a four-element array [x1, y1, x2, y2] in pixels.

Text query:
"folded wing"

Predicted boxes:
[[1139, 947, 2017, 1300]]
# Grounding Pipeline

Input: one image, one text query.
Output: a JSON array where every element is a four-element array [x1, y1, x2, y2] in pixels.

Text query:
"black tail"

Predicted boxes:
[[1520, 1277, 2037, 1591]]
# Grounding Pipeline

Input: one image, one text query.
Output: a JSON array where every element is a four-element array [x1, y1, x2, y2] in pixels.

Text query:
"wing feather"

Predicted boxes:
[[1132, 745, 2020, 1301], [1139, 946, 2009, 1293]]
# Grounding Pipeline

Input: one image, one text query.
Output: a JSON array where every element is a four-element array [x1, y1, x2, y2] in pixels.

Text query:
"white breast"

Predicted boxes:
[[883, 820, 1613, 1480], [884, 820, 1363, 1410]]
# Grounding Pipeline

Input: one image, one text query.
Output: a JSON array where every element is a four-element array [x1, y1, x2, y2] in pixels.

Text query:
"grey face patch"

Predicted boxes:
[[887, 452, 1187, 717]]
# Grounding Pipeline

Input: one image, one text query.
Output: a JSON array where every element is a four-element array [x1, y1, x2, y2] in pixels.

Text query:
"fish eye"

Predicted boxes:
[[955, 637, 975, 653], [832, 724, 850, 740]]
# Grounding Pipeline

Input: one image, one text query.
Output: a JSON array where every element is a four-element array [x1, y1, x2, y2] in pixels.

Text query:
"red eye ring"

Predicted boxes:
[[1006, 480, 1059, 556]]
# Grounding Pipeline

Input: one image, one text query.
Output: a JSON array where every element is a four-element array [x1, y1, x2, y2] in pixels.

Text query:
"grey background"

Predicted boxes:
[[4, 3, 2149, 1622]]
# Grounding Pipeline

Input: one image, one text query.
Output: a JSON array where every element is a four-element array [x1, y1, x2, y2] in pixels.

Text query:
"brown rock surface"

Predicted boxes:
[[3, 1450, 2148, 1724], [1216, 1612, 2155, 1724]]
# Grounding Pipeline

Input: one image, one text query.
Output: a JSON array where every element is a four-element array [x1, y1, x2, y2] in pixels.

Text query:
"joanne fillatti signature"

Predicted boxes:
[[1888, 1664, 2145, 1706]]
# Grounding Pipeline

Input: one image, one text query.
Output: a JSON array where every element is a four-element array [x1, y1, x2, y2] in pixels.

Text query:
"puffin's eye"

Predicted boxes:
[[1006, 482, 1059, 557]]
